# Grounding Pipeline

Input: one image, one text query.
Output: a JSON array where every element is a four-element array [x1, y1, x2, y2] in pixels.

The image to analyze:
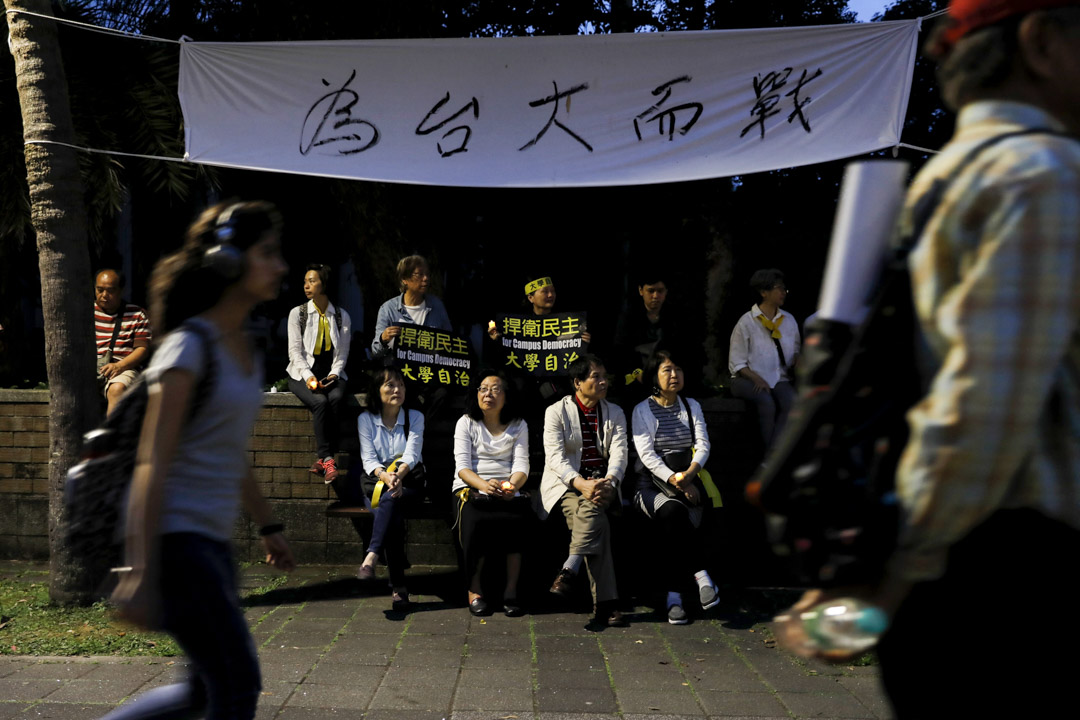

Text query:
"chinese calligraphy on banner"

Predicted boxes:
[[496, 312, 588, 377], [178, 21, 919, 187], [393, 324, 473, 389]]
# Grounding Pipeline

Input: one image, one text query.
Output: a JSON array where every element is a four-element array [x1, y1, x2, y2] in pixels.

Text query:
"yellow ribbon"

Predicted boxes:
[[313, 306, 332, 355], [524, 276, 553, 295], [755, 312, 783, 339], [698, 469, 723, 508]]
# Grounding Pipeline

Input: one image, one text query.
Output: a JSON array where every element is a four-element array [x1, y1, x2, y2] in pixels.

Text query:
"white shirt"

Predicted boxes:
[[452, 416, 529, 493], [728, 305, 800, 388], [285, 300, 352, 382]]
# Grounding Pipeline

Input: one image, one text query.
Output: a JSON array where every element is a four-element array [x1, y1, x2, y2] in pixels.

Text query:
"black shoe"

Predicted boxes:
[[595, 600, 628, 627], [550, 569, 575, 596], [469, 597, 490, 616], [503, 598, 524, 617]]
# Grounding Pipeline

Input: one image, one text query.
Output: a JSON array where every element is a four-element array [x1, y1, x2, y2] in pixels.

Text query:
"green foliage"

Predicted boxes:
[[0, 565, 288, 657], [0, 573, 180, 656]]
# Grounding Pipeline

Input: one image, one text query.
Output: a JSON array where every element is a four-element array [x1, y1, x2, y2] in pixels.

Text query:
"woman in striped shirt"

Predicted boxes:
[[632, 347, 718, 625]]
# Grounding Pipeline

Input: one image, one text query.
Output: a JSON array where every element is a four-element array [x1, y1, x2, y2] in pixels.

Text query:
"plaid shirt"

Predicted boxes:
[[893, 101, 1080, 582]]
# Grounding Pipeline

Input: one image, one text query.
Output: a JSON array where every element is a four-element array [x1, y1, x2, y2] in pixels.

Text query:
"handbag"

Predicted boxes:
[[359, 409, 426, 507], [637, 397, 722, 508]]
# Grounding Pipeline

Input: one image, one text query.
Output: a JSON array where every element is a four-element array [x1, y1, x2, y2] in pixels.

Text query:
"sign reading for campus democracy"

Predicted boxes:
[[178, 21, 920, 187], [394, 323, 473, 388], [496, 312, 588, 377]]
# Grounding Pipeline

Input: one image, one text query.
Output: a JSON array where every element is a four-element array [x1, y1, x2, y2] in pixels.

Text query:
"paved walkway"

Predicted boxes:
[[0, 565, 892, 720]]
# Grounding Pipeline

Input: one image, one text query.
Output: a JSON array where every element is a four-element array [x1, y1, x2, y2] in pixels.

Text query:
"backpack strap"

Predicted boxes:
[[297, 303, 308, 336], [899, 129, 1072, 257], [679, 395, 695, 448], [179, 321, 218, 422], [103, 307, 124, 363]]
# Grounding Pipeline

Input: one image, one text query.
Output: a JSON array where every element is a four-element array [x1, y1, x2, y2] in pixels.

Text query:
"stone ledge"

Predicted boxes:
[[0, 389, 49, 403]]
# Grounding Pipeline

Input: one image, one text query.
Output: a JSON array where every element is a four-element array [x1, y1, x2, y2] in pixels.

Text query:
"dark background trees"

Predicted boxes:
[[2, 0, 949, 389]]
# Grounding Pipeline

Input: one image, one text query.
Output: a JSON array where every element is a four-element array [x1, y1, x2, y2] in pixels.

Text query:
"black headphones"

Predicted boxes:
[[202, 203, 247, 280]]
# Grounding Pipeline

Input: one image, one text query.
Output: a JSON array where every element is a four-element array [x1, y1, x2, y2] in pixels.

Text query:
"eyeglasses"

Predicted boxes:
[[477, 385, 503, 396], [410, 270, 430, 280]]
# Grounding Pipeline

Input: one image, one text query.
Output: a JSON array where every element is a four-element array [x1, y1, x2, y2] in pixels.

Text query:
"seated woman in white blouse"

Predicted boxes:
[[728, 268, 800, 454], [356, 366, 424, 612], [285, 264, 352, 482], [453, 370, 531, 618]]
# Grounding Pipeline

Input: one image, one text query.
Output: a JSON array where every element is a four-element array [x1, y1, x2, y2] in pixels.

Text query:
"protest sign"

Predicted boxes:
[[495, 312, 588, 377], [393, 324, 473, 389]]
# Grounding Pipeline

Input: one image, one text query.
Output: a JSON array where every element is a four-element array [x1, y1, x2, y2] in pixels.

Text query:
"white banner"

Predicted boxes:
[[179, 21, 919, 188]]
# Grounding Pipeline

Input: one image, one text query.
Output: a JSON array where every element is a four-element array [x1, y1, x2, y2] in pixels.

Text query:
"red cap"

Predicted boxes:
[[940, 0, 1079, 52]]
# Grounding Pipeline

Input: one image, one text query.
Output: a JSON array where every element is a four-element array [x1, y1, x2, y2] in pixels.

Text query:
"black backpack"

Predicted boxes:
[[749, 131, 1061, 587], [65, 322, 216, 591]]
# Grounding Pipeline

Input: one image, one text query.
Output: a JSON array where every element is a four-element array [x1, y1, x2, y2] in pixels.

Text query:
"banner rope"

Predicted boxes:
[[4, 8, 180, 44], [23, 138, 187, 163]]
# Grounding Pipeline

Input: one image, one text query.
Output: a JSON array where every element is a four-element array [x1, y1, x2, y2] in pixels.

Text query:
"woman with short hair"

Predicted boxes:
[[728, 268, 800, 452], [371, 255, 451, 358], [633, 346, 718, 625]]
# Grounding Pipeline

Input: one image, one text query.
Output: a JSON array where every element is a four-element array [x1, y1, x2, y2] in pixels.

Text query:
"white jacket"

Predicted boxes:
[[539, 395, 628, 517], [285, 300, 352, 381]]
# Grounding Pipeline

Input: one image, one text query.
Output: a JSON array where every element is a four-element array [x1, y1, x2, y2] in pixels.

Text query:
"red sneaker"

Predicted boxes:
[[309, 459, 325, 476], [322, 457, 339, 483]]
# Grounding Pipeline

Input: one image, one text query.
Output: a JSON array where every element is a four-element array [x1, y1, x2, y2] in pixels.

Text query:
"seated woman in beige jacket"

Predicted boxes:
[[540, 353, 628, 629]]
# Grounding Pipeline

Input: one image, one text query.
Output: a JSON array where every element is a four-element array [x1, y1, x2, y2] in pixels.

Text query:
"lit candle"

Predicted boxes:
[[488, 320, 497, 332], [307, 378, 318, 390], [674, 472, 685, 483], [501, 480, 513, 492]]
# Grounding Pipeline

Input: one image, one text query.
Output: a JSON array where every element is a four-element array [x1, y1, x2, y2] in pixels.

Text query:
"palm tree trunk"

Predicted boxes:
[[5, 0, 100, 603]]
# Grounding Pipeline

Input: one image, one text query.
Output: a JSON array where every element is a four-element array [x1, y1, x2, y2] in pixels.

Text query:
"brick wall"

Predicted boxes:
[[0, 390, 762, 572], [0, 389, 460, 566]]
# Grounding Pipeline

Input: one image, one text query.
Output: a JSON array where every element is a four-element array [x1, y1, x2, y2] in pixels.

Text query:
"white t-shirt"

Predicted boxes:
[[403, 301, 429, 326], [143, 319, 264, 542], [452, 416, 529, 493]]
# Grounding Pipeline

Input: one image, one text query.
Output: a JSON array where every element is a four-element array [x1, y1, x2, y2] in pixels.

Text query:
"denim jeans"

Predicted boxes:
[[101, 533, 260, 720], [367, 484, 422, 587]]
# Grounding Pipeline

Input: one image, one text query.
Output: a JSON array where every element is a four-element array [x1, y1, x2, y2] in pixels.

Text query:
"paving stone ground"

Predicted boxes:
[[0, 565, 892, 719]]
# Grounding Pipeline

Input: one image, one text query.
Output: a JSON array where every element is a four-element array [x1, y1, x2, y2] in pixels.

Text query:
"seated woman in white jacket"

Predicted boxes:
[[633, 346, 719, 625], [540, 354, 628, 629], [285, 264, 352, 482]]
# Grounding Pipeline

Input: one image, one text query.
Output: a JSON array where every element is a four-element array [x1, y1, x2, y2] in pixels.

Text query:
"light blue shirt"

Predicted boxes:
[[357, 408, 425, 475]]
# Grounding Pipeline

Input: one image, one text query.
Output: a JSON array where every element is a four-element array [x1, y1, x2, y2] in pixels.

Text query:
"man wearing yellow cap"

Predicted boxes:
[[790, 2, 1080, 716]]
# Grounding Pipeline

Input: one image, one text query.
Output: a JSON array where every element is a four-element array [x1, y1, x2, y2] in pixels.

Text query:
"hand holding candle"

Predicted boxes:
[[500, 480, 514, 494], [307, 377, 319, 391], [487, 320, 499, 340]]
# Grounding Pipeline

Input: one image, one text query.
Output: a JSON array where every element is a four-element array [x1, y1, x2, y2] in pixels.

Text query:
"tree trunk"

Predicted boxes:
[[5, 0, 100, 603]]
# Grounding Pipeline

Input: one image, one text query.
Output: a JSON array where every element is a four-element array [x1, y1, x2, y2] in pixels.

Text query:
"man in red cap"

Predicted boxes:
[[790, 2, 1080, 717]]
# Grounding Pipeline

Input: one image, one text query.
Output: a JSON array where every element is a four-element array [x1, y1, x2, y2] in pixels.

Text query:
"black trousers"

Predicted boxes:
[[877, 508, 1080, 719], [288, 375, 346, 459]]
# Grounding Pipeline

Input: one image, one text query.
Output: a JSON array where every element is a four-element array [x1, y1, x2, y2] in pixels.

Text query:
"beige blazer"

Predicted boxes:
[[539, 395, 628, 517]]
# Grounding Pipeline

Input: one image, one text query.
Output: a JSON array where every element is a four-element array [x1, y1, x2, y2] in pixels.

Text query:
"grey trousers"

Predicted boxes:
[[730, 376, 796, 451], [557, 490, 618, 603]]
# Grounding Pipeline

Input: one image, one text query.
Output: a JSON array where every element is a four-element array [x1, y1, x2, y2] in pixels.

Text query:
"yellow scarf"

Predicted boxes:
[[313, 305, 332, 355], [755, 312, 783, 339]]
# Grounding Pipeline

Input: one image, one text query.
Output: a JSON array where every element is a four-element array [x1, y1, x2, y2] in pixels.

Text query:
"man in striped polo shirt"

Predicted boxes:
[[95, 268, 151, 414]]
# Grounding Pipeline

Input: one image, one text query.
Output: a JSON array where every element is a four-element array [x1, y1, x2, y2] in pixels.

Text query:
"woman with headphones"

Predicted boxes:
[[286, 263, 353, 482], [108, 201, 294, 720]]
